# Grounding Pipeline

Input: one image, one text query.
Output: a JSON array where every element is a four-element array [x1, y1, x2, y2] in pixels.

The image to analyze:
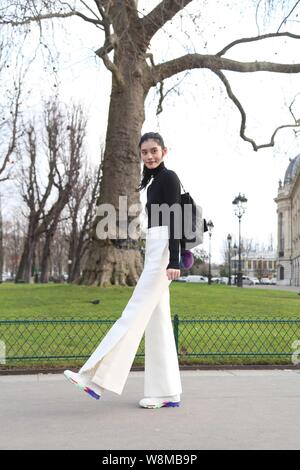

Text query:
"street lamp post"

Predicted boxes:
[[227, 234, 232, 285], [232, 193, 247, 288], [233, 242, 238, 285], [207, 220, 214, 285]]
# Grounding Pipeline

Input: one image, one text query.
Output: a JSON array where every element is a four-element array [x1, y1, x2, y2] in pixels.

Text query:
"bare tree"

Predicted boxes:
[[66, 158, 102, 283], [222, 236, 254, 268], [0, 83, 22, 183], [16, 99, 83, 282], [39, 103, 85, 282], [1, 216, 25, 278], [0, 34, 23, 183], [47, 225, 68, 281], [2, 1, 300, 285], [39, 157, 102, 283]]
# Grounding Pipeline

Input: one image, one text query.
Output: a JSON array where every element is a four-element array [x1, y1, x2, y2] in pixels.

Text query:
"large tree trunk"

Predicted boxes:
[[69, 235, 85, 283], [71, 251, 82, 282], [39, 232, 53, 283], [67, 216, 78, 283], [81, 55, 147, 286], [15, 231, 36, 282], [15, 211, 38, 283]]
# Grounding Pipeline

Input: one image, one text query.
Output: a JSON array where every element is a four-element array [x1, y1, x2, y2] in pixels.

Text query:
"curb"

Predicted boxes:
[[1, 363, 300, 376]]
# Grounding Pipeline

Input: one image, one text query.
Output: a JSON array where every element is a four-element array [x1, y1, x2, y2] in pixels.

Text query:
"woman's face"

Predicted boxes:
[[140, 138, 167, 170]]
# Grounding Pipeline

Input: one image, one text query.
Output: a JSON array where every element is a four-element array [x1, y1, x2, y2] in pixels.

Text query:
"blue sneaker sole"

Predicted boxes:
[[143, 401, 180, 409], [164, 401, 180, 407], [65, 374, 101, 400]]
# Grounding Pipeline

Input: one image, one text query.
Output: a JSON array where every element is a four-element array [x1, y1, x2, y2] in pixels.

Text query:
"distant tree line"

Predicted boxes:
[[0, 97, 102, 283]]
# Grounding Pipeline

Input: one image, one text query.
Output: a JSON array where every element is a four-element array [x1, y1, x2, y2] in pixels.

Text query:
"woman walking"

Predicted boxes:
[[64, 132, 183, 409]]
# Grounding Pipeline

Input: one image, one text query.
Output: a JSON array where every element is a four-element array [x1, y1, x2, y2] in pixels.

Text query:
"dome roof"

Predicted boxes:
[[284, 154, 300, 184]]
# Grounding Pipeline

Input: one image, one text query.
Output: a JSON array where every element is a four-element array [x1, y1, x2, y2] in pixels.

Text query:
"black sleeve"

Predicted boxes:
[[162, 170, 181, 269]]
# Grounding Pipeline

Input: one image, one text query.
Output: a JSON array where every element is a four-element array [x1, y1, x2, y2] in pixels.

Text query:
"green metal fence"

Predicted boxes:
[[1, 316, 300, 367]]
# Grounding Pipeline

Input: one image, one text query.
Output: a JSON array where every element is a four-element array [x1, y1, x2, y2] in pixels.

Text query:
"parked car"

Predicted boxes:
[[185, 275, 208, 283], [211, 277, 228, 284], [249, 277, 260, 285], [242, 276, 252, 285], [260, 277, 272, 285], [1, 273, 15, 282]]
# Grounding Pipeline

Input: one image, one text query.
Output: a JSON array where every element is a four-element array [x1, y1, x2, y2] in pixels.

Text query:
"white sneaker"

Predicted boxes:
[[64, 370, 102, 400], [139, 395, 180, 409]]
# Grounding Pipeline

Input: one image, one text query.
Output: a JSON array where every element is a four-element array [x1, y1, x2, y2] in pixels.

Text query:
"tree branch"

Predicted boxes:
[[213, 69, 300, 151], [141, 0, 193, 41], [150, 53, 300, 85], [80, 0, 102, 22], [93, 3, 125, 88], [156, 71, 189, 115], [124, 0, 140, 24], [277, 0, 300, 33], [217, 32, 300, 57], [0, 10, 104, 28], [0, 77, 22, 181], [94, 0, 111, 36]]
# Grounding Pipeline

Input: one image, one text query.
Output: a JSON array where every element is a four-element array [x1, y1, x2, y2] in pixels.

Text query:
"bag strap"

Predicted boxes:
[[178, 177, 186, 194]]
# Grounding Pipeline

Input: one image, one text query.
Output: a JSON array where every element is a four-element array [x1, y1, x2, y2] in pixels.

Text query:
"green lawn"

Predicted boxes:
[[0, 282, 300, 368], [1, 281, 300, 319]]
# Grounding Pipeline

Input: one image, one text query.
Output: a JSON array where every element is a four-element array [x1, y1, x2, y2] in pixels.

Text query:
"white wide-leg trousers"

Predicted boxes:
[[79, 225, 182, 397]]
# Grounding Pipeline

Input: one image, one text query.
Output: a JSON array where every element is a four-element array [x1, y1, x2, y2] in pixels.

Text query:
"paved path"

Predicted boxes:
[[1, 369, 300, 450], [242, 284, 300, 292]]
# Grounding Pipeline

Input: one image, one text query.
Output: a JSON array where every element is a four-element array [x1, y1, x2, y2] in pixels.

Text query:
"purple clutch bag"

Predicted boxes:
[[180, 250, 194, 269]]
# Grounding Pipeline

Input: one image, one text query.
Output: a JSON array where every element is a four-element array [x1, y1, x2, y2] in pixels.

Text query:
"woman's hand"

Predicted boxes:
[[166, 268, 181, 281]]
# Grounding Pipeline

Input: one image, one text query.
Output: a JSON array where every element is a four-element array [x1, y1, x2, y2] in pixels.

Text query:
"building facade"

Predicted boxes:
[[274, 154, 300, 286], [231, 251, 277, 280]]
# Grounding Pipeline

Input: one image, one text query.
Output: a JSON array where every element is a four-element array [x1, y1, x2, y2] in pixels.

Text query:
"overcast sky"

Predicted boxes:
[[3, 0, 300, 263]]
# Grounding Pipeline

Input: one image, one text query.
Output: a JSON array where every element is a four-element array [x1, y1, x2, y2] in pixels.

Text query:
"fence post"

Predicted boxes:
[[173, 314, 179, 354]]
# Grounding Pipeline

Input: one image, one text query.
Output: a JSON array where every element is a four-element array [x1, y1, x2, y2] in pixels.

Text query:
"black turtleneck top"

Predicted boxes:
[[145, 161, 181, 269]]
